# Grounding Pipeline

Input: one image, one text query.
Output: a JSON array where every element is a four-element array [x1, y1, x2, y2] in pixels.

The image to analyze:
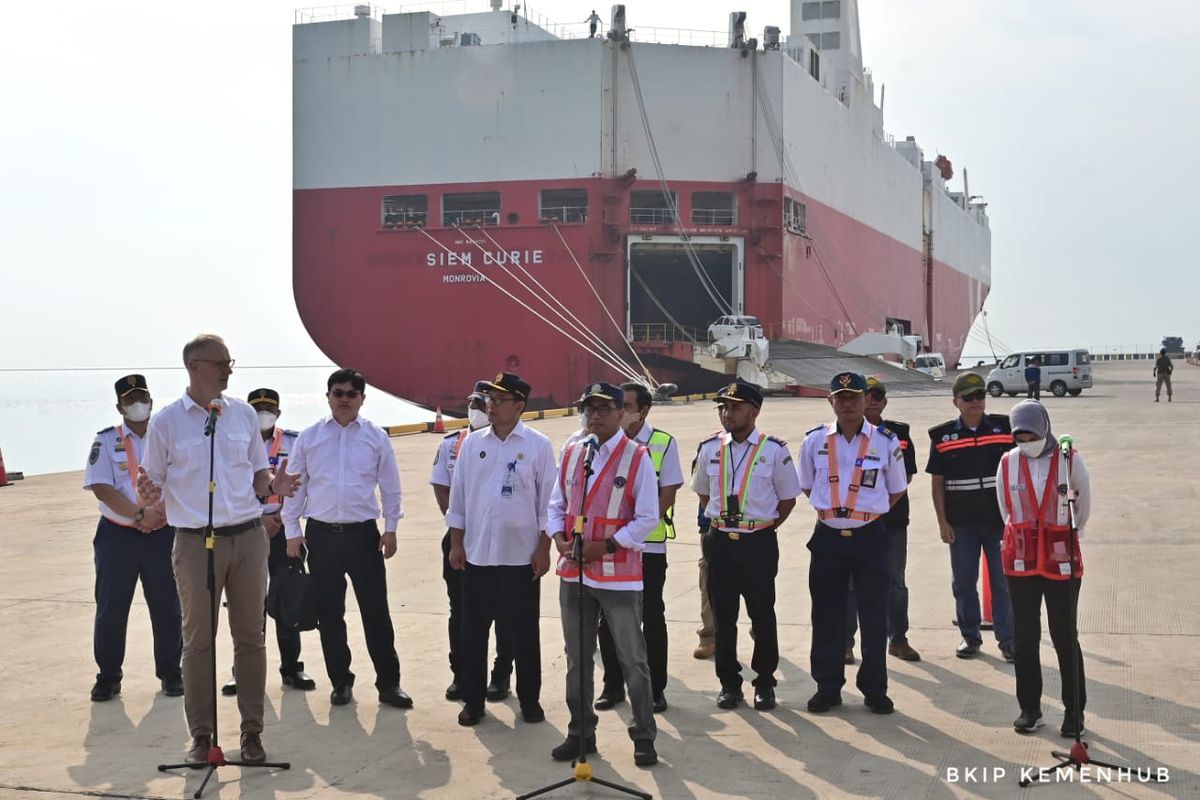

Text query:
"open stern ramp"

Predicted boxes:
[[768, 340, 944, 394]]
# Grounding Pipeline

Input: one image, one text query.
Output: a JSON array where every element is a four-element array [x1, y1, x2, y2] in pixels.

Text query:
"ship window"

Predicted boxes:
[[442, 192, 501, 227], [821, 31, 840, 50], [785, 197, 807, 233], [691, 192, 737, 225], [802, 2, 821, 20], [540, 189, 588, 223], [809, 48, 820, 80], [822, 1, 841, 19], [630, 190, 676, 224], [382, 194, 427, 227]]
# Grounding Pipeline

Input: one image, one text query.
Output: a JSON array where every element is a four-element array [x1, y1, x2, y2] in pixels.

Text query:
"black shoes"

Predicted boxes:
[[331, 685, 354, 706], [864, 694, 895, 715], [999, 644, 1017, 664], [221, 677, 238, 696], [551, 735, 597, 761], [652, 694, 668, 713], [520, 702, 546, 723], [1014, 709, 1044, 734], [445, 681, 460, 701], [1061, 710, 1085, 738], [90, 679, 121, 702], [379, 687, 414, 708], [753, 687, 776, 711], [282, 669, 316, 690], [955, 639, 981, 659], [717, 688, 744, 709], [594, 689, 625, 710], [458, 707, 485, 726], [485, 677, 511, 702], [633, 738, 658, 767], [161, 676, 184, 697], [806, 692, 843, 713]]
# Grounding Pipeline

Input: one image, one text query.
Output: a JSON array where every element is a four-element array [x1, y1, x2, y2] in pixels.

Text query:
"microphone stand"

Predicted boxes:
[[158, 403, 289, 797], [518, 438, 650, 800], [1019, 438, 1162, 787]]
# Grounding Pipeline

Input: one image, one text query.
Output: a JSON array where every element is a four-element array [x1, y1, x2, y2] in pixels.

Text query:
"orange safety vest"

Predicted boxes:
[[816, 427, 880, 524], [999, 449, 1083, 580], [555, 435, 646, 583], [263, 427, 287, 507], [115, 424, 140, 496]]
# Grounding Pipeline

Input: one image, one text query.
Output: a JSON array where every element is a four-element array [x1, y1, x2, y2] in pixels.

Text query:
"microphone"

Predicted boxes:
[[582, 433, 600, 451], [204, 399, 224, 436], [1058, 433, 1074, 455]]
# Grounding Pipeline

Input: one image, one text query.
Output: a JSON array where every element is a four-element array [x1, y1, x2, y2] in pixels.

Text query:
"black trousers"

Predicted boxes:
[[598, 551, 668, 696], [704, 528, 779, 690], [1008, 575, 1086, 714], [459, 563, 541, 714], [267, 530, 304, 673], [808, 519, 890, 698], [441, 531, 514, 685], [305, 520, 400, 690]]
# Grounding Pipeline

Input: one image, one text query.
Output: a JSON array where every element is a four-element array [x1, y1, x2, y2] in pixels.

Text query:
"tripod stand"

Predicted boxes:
[[1019, 436, 1161, 788], [157, 403, 289, 798], [518, 436, 650, 800]]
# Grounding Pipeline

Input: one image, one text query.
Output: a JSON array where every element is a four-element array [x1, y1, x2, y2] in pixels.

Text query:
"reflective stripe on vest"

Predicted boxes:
[[717, 435, 769, 531], [454, 429, 467, 459], [645, 429, 675, 543], [1000, 449, 1083, 580], [556, 436, 645, 583], [821, 427, 873, 519], [263, 427, 286, 507], [115, 424, 140, 496]]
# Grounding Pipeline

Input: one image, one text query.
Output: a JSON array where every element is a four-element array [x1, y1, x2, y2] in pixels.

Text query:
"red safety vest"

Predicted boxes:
[[115, 424, 140, 496], [555, 435, 646, 583], [999, 449, 1083, 580], [816, 426, 880, 524], [263, 427, 286, 507]]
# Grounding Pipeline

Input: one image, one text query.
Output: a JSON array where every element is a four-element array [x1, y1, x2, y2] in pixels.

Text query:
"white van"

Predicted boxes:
[[985, 350, 1094, 397], [912, 352, 946, 379]]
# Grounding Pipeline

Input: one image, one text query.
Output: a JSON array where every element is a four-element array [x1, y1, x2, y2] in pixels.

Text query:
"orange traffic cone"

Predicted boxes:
[[981, 554, 993, 625], [433, 407, 445, 434], [0, 445, 9, 487]]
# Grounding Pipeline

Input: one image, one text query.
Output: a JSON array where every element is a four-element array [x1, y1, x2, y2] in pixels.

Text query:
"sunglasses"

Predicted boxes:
[[958, 391, 986, 402], [329, 388, 362, 399]]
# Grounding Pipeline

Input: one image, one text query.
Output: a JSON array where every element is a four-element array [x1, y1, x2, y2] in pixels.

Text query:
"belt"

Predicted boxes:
[[178, 519, 260, 537], [817, 519, 883, 538], [310, 519, 375, 533], [710, 526, 776, 541], [816, 508, 880, 523]]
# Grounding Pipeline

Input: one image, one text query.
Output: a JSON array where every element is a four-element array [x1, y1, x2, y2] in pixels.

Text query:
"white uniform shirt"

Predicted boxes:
[[798, 420, 908, 529], [691, 427, 801, 529], [282, 414, 403, 539], [445, 422, 556, 566], [83, 423, 146, 526], [429, 429, 471, 488], [632, 422, 684, 555], [142, 393, 268, 529], [259, 428, 299, 515], [995, 448, 1091, 537], [548, 430, 660, 591]]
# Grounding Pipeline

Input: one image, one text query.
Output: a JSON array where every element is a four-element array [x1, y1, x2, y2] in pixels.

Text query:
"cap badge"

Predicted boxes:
[[839, 374, 852, 387], [726, 383, 738, 396], [589, 383, 601, 394], [495, 372, 504, 382]]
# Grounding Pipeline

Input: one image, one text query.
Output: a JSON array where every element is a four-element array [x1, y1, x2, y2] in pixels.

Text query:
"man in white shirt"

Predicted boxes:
[[447, 372, 555, 726], [282, 368, 411, 710], [548, 382, 660, 767], [139, 334, 300, 766]]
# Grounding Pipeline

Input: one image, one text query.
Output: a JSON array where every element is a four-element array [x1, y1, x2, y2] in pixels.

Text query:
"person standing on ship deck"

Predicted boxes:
[[586, 9, 602, 37]]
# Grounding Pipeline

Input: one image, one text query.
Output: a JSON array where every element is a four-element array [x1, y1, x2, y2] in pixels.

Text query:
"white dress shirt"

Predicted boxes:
[[632, 422, 684, 555], [548, 430, 660, 591], [445, 422, 556, 566], [798, 420, 909, 529], [142, 393, 268, 529], [83, 422, 146, 526], [996, 447, 1091, 537], [691, 427, 801, 529], [282, 414, 402, 539]]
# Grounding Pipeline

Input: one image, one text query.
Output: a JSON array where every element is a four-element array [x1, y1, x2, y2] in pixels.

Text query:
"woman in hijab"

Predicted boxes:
[[995, 400, 1091, 737]]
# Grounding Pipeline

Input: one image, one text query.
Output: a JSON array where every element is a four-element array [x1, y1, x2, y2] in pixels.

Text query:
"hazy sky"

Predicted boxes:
[[2, 0, 1197, 374]]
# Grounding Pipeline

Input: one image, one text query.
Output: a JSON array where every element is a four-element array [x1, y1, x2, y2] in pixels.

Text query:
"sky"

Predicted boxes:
[[2, 0, 1197, 374]]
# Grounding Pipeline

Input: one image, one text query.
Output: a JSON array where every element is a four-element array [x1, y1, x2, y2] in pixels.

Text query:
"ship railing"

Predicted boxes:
[[630, 323, 705, 343], [629, 207, 674, 224], [691, 208, 738, 225], [628, 26, 726, 47], [443, 209, 501, 227], [539, 206, 588, 224], [383, 211, 428, 227]]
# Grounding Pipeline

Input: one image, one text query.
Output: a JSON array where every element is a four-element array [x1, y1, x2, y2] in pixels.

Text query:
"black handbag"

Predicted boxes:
[[266, 560, 319, 632]]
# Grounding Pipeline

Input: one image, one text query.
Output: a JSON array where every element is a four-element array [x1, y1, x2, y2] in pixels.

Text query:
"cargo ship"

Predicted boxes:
[[293, 1, 991, 410]]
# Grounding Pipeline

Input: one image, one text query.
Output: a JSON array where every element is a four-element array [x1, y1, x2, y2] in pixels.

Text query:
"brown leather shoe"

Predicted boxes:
[[186, 735, 211, 766], [693, 641, 715, 660], [888, 642, 922, 662], [240, 732, 265, 764]]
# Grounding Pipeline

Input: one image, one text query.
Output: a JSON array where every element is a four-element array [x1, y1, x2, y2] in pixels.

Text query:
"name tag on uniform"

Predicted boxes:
[[861, 469, 878, 489], [501, 461, 516, 498]]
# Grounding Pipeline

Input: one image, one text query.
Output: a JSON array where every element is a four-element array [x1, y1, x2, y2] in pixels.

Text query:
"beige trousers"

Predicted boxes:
[[697, 556, 715, 643]]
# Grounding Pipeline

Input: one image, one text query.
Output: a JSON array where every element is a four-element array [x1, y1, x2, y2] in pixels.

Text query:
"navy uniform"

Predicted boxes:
[[82, 374, 181, 701], [692, 379, 802, 710], [430, 383, 514, 702], [799, 372, 908, 714]]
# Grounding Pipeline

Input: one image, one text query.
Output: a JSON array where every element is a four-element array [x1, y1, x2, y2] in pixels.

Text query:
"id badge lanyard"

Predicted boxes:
[[502, 460, 516, 498]]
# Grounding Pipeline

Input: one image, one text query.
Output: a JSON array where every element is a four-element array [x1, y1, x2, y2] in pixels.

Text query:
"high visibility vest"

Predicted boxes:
[[999, 448, 1084, 580], [556, 435, 646, 583], [815, 427, 880, 524], [644, 428, 676, 543], [114, 424, 140, 496], [263, 427, 286, 508]]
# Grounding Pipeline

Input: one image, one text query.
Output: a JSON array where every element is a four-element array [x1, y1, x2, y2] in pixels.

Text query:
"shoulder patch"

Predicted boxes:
[[96, 426, 114, 435], [88, 441, 102, 465], [767, 435, 788, 447]]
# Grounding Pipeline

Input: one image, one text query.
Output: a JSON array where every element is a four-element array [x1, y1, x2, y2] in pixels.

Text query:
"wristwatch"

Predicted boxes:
[[604, 538, 618, 554], [134, 508, 145, 524]]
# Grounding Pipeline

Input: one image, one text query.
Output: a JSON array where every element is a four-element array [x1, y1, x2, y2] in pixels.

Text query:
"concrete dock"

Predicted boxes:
[[1, 361, 1196, 799]]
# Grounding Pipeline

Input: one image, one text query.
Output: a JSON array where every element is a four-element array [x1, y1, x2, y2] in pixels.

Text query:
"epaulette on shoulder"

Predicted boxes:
[[283, 429, 300, 437], [884, 419, 910, 434], [928, 420, 954, 436], [805, 424, 826, 436], [767, 435, 788, 447], [876, 426, 898, 439], [986, 414, 1011, 429], [697, 431, 721, 448], [444, 430, 464, 440], [97, 425, 114, 435]]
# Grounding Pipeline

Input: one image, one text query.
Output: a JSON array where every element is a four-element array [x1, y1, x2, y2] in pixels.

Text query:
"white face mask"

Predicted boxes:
[[467, 408, 489, 429], [1017, 439, 1045, 458], [123, 402, 151, 423], [257, 411, 278, 432]]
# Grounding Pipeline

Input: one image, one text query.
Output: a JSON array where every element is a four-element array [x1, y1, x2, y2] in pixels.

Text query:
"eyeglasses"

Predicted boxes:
[[486, 395, 512, 406], [581, 404, 618, 417], [329, 388, 362, 399], [192, 358, 235, 369], [959, 391, 986, 402]]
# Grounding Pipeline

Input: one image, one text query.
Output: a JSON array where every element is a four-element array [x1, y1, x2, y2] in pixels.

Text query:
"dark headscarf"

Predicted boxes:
[[1009, 400, 1056, 458]]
